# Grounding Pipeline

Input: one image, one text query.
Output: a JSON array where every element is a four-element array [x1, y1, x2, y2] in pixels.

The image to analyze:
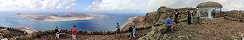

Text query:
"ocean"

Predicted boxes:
[[0, 12, 145, 31]]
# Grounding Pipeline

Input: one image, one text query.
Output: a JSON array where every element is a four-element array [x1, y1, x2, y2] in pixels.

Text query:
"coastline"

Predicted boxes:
[[0, 25, 152, 40], [15, 13, 96, 21]]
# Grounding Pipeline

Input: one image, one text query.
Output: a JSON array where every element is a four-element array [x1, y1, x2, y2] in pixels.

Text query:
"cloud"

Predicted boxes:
[[87, 0, 147, 12], [0, 0, 76, 9], [148, 0, 244, 11]]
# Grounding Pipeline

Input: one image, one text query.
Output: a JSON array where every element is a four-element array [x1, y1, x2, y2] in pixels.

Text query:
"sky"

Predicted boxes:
[[0, 0, 243, 13]]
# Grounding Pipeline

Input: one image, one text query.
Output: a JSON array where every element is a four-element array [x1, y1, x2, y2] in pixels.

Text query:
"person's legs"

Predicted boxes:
[[133, 31, 136, 38], [72, 35, 76, 40], [197, 17, 200, 24], [170, 24, 174, 32], [130, 32, 133, 39], [166, 24, 173, 32], [74, 35, 76, 40], [165, 25, 170, 31], [56, 33, 59, 40], [58, 34, 60, 40], [72, 35, 74, 40], [188, 17, 192, 24]]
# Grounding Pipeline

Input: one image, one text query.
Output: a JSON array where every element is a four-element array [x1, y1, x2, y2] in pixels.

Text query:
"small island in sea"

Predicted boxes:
[[15, 13, 96, 21]]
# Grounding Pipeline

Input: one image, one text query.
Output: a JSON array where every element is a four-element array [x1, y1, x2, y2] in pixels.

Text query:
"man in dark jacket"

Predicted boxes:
[[174, 9, 180, 24], [188, 9, 193, 24], [129, 26, 133, 38]]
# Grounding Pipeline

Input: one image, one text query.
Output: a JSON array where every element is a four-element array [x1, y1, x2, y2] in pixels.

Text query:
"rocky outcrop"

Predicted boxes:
[[142, 6, 197, 27], [16, 27, 37, 34], [0, 27, 28, 40], [138, 26, 166, 40], [120, 16, 145, 31]]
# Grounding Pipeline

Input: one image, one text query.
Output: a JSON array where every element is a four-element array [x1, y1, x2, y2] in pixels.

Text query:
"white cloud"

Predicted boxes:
[[148, 0, 244, 11], [88, 0, 147, 12], [0, 0, 76, 9]]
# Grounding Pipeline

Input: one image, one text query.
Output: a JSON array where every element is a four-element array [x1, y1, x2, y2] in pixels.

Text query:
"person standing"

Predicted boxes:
[[129, 26, 133, 38], [72, 26, 77, 40], [132, 26, 136, 38], [174, 9, 180, 24], [116, 23, 120, 33], [187, 9, 193, 24], [55, 26, 59, 40]]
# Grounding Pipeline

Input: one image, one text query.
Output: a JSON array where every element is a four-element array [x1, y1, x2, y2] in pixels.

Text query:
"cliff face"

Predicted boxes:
[[142, 6, 197, 26], [120, 16, 145, 31], [118, 6, 198, 32]]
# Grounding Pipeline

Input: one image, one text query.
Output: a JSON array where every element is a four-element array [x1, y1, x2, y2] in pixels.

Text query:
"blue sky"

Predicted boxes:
[[0, 0, 149, 13], [75, 0, 93, 9], [0, 0, 243, 13]]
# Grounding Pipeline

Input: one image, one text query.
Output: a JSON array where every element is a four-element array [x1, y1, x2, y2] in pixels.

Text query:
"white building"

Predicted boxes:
[[196, 1, 222, 18]]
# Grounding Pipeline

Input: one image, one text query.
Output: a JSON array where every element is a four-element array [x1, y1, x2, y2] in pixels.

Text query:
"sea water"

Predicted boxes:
[[0, 12, 145, 31]]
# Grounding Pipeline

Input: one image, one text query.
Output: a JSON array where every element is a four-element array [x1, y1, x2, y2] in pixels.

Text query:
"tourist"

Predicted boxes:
[[116, 23, 120, 33], [196, 13, 200, 24], [72, 26, 77, 40], [188, 9, 193, 24], [174, 9, 180, 24], [55, 26, 59, 33], [55, 26, 59, 40], [128, 25, 133, 38], [164, 16, 174, 32], [132, 25, 136, 38]]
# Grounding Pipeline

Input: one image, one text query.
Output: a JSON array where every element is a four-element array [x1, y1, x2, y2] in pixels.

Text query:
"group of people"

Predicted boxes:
[[53, 22, 135, 40], [164, 9, 196, 32], [52, 9, 196, 40], [55, 26, 77, 40]]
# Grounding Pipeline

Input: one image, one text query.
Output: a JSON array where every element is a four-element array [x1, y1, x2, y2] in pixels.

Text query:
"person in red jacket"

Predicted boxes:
[[72, 26, 77, 40]]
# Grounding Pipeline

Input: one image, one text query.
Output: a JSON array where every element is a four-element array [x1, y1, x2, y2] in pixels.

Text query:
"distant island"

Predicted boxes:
[[15, 13, 98, 21]]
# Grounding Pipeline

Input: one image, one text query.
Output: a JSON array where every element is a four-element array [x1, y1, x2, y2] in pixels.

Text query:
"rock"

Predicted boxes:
[[17, 27, 37, 34], [120, 16, 145, 31], [1, 38, 8, 40]]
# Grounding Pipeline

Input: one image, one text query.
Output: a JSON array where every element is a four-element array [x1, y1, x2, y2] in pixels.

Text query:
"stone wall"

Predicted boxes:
[[222, 10, 244, 22]]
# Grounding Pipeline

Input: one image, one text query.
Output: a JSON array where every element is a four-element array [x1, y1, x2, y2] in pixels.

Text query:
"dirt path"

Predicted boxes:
[[34, 27, 151, 40], [161, 20, 244, 40]]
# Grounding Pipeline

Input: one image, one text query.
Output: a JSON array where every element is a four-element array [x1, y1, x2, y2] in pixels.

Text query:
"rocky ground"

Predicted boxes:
[[140, 18, 244, 40], [33, 27, 151, 40]]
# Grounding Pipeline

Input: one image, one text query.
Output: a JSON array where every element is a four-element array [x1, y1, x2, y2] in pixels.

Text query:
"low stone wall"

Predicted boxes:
[[9, 25, 154, 40], [224, 16, 244, 23], [200, 17, 225, 24]]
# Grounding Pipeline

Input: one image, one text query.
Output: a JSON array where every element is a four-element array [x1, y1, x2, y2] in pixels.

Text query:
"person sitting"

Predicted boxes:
[[164, 16, 174, 32]]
